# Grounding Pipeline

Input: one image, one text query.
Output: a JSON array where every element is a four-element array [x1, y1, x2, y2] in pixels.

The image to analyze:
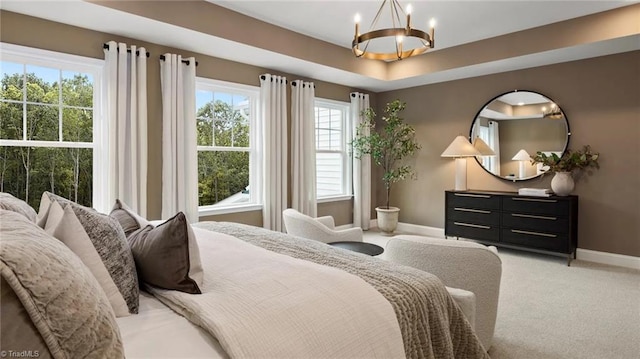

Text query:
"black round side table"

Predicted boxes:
[[328, 241, 384, 256]]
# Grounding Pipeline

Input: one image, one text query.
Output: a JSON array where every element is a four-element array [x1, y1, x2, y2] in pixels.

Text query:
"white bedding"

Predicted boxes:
[[116, 292, 228, 359], [147, 228, 406, 359]]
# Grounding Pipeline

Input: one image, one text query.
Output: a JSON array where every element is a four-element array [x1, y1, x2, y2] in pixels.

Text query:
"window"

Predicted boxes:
[[314, 99, 351, 200], [196, 78, 260, 215], [0, 43, 105, 211]]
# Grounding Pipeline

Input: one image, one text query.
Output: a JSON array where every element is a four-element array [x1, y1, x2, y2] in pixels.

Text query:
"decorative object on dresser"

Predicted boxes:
[[351, 100, 421, 234], [445, 190, 578, 265], [511, 149, 531, 179], [531, 145, 600, 196], [470, 90, 570, 182], [441, 136, 482, 191]]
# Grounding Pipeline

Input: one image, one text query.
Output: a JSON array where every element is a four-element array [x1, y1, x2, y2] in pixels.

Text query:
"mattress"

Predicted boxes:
[[116, 291, 228, 359]]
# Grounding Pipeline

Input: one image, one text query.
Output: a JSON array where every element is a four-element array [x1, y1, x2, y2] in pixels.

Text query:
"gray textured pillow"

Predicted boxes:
[[128, 212, 203, 294], [45, 192, 139, 314], [109, 199, 151, 237], [45, 200, 130, 318], [0, 192, 37, 222], [0, 209, 124, 358]]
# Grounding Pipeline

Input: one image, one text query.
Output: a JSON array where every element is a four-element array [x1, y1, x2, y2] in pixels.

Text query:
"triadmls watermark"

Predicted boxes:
[[0, 350, 40, 358]]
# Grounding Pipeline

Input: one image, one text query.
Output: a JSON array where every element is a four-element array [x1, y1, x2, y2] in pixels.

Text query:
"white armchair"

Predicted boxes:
[[385, 235, 502, 350], [282, 208, 363, 244]]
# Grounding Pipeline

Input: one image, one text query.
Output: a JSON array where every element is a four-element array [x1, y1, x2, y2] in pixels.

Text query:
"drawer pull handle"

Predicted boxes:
[[454, 193, 491, 198], [512, 213, 557, 221], [454, 222, 491, 229], [512, 197, 557, 203], [511, 229, 557, 238], [455, 208, 491, 214]]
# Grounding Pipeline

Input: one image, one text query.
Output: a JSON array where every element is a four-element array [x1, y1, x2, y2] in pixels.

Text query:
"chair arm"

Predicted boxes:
[[385, 235, 501, 350], [315, 216, 335, 229]]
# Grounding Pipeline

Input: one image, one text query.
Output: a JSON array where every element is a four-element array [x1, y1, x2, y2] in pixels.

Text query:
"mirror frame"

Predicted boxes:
[[469, 89, 572, 182]]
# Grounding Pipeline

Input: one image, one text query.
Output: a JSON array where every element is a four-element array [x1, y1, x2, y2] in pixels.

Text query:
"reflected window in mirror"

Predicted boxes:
[[470, 90, 570, 182]]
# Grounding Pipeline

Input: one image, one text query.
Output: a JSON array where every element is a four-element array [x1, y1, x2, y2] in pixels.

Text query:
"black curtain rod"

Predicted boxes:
[[260, 75, 287, 84], [159, 55, 198, 67], [291, 81, 315, 89], [103, 43, 150, 58]]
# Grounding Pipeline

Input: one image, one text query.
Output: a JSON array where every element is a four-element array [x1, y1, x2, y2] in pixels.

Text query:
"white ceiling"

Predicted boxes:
[[209, 0, 631, 51], [1, 0, 638, 92]]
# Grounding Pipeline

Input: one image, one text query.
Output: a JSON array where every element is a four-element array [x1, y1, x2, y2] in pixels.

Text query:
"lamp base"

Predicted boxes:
[[455, 158, 468, 191]]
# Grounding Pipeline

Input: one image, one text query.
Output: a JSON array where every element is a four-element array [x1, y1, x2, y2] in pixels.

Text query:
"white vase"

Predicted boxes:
[[551, 172, 574, 196], [376, 206, 400, 235]]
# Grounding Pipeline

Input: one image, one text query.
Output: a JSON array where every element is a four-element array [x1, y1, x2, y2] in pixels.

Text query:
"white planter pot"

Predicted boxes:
[[376, 206, 400, 235], [551, 171, 575, 196]]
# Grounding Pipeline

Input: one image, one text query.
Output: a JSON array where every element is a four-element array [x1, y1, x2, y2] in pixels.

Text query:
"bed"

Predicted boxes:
[[0, 191, 489, 359]]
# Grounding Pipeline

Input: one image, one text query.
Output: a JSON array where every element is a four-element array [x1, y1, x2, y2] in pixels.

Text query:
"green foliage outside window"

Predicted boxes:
[[196, 99, 250, 207], [1, 68, 94, 209]]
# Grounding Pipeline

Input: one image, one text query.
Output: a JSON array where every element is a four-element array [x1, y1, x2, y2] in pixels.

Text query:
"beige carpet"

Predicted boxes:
[[364, 231, 640, 359]]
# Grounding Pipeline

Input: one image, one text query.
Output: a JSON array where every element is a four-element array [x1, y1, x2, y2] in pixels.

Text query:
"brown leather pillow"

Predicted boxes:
[[127, 212, 203, 294]]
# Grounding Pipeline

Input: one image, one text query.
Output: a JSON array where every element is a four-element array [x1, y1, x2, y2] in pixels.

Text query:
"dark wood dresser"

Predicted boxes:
[[445, 190, 578, 265]]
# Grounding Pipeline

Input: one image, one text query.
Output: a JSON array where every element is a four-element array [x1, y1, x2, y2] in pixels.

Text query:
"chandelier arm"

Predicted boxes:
[[369, 0, 388, 32]]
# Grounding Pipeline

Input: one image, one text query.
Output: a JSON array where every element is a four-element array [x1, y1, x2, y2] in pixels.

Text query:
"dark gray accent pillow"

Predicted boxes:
[[128, 212, 202, 294], [109, 199, 150, 237], [0, 192, 37, 222], [45, 192, 139, 314]]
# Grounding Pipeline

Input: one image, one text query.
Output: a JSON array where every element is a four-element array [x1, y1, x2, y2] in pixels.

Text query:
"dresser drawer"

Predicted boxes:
[[502, 196, 569, 216], [501, 229, 569, 253], [447, 192, 500, 210], [446, 220, 499, 242], [502, 212, 569, 234], [447, 207, 500, 226]]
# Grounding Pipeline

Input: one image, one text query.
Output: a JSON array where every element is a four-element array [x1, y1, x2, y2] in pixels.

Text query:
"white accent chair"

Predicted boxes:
[[385, 235, 502, 350], [282, 208, 363, 243]]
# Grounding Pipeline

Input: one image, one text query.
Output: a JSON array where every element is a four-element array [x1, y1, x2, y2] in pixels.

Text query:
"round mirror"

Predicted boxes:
[[470, 90, 570, 181]]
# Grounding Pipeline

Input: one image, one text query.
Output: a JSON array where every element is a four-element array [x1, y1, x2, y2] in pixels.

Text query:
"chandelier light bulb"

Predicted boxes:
[[354, 13, 361, 24], [396, 35, 404, 44], [407, 4, 413, 15], [430, 18, 436, 28]]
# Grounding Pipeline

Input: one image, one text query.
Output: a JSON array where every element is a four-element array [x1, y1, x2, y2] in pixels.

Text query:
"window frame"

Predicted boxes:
[[195, 77, 262, 216], [314, 98, 352, 203], [0, 42, 107, 211]]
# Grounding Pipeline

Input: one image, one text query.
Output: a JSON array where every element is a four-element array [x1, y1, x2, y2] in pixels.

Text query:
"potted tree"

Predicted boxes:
[[351, 100, 421, 234], [530, 145, 600, 196]]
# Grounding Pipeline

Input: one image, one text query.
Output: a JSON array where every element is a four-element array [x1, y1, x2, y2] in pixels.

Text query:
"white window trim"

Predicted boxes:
[[0, 42, 107, 211], [196, 77, 262, 216], [314, 98, 352, 201]]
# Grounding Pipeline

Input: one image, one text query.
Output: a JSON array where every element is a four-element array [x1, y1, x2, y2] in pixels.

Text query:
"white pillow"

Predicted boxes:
[[44, 201, 130, 317]]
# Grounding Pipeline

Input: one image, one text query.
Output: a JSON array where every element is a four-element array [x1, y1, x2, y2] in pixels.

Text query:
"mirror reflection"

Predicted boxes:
[[470, 90, 569, 181]]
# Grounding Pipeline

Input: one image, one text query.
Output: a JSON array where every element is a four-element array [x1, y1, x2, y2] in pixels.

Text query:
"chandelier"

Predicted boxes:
[[542, 103, 563, 119], [352, 0, 435, 61]]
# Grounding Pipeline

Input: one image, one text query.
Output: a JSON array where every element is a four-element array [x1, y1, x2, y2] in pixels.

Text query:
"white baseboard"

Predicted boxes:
[[366, 221, 639, 270], [576, 249, 640, 270]]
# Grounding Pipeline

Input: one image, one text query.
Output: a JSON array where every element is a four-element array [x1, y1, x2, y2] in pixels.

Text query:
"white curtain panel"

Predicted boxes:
[[291, 80, 317, 217], [259, 74, 288, 232], [350, 92, 371, 230], [160, 54, 198, 223], [104, 41, 148, 216], [488, 120, 501, 175]]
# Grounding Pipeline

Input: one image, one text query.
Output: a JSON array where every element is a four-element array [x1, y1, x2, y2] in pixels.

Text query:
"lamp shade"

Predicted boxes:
[[512, 149, 531, 161], [441, 136, 481, 157], [472, 137, 496, 156]]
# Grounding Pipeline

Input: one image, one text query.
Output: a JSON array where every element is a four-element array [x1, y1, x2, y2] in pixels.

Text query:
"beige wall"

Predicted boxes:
[[377, 51, 640, 256], [0, 10, 372, 226], [498, 118, 568, 178]]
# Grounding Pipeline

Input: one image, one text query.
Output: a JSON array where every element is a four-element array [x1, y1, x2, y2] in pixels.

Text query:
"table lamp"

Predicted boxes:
[[441, 136, 481, 191], [512, 149, 531, 179]]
